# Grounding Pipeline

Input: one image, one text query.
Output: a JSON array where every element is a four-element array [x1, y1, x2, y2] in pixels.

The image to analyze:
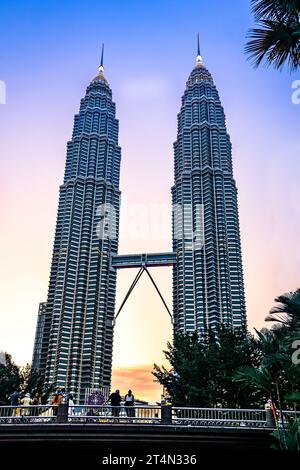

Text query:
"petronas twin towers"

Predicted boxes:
[[33, 40, 246, 402]]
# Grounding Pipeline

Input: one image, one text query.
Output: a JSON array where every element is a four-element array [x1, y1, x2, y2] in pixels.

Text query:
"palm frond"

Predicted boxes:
[[254, 328, 279, 354], [233, 365, 272, 392], [251, 0, 300, 20], [267, 289, 300, 325], [271, 415, 300, 450], [265, 313, 290, 323], [275, 289, 300, 314], [246, 19, 300, 71]]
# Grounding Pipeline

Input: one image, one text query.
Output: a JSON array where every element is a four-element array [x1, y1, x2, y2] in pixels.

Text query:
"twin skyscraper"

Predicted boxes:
[[33, 40, 246, 403]]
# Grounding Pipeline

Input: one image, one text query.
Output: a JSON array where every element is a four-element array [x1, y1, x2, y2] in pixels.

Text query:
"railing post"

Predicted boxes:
[[265, 409, 276, 429], [161, 403, 172, 425], [56, 403, 68, 423]]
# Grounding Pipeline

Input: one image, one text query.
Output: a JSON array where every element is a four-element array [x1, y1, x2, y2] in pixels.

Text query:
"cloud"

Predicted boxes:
[[111, 364, 162, 403]]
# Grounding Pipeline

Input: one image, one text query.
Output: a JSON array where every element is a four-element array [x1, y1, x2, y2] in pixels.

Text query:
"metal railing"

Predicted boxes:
[[0, 404, 298, 428], [0, 405, 55, 423], [173, 407, 268, 428], [68, 405, 161, 424]]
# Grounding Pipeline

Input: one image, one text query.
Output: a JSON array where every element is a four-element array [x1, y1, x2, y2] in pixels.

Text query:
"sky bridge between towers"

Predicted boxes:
[[111, 252, 177, 269], [110, 252, 177, 325]]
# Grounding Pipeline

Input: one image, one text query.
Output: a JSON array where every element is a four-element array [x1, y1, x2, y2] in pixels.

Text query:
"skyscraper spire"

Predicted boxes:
[[93, 43, 107, 83], [99, 43, 104, 73], [196, 33, 203, 67]]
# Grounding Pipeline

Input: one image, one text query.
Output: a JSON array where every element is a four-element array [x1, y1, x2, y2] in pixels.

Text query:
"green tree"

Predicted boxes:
[[246, 0, 300, 71], [0, 353, 20, 405], [153, 332, 213, 407], [0, 353, 52, 405], [153, 327, 263, 408], [210, 327, 264, 407], [234, 326, 300, 408], [19, 364, 51, 403], [271, 415, 300, 450], [266, 290, 300, 410], [233, 293, 300, 451]]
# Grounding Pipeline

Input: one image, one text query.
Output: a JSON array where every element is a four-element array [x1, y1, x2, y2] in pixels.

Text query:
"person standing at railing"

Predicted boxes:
[[124, 390, 135, 417], [32, 393, 41, 406], [161, 393, 173, 425], [106, 389, 121, 418], [52, 389, 64, 416], [20, 393, 32, 416], [265, 398, 278, 428], [161, 393, 172, 406], [31, 393, 41, 417], [9, 389, 20, 406], [9, 389, 20, 417], [60, 386, 70, 404], [68, 393, 75, 416]]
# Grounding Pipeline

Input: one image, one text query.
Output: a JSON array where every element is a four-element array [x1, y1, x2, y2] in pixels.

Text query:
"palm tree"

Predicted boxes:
[[246, 0, 300, 71], [233, 364, 273, 395], [265, 288, 300, 328], [266, 289, 300, 412], [234, 329, 284, 406], [270, 416, 300, 449]]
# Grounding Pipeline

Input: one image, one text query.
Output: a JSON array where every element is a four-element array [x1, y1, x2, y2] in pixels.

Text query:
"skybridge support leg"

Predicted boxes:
[[113, 266, 173, 325], [113, 267, 144, 325], [144, 267, 173, 324]]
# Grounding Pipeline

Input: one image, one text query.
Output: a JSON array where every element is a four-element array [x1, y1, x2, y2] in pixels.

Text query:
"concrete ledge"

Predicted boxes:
[[0, 423, 274, 449]]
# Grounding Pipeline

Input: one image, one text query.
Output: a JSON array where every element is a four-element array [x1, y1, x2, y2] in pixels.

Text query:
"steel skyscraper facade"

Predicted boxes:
[[32, 302, 47, 371], [172, 43, 246, 334], [34, 41, 247, 402], [38, 50, 121, 402]]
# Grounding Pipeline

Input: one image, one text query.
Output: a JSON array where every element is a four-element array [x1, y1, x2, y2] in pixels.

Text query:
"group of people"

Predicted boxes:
[[7, 387, 76, 417], [9, 389, 42, 416], [51, 387, 75, 414], [10, 389, 42, 406], [8, 387, 136, 418], [107, 389, 135, 417]]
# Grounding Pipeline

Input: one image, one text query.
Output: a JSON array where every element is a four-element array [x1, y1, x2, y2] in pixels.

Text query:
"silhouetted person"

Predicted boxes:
[[124, 390, 135, 417], [31, 393, 42, 416], [52, 389, 63, 416], [32, 393, 41, 406], [68, 393, 75, 415], [108, 389, 121, 417], [9, 389, 20, 417]]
